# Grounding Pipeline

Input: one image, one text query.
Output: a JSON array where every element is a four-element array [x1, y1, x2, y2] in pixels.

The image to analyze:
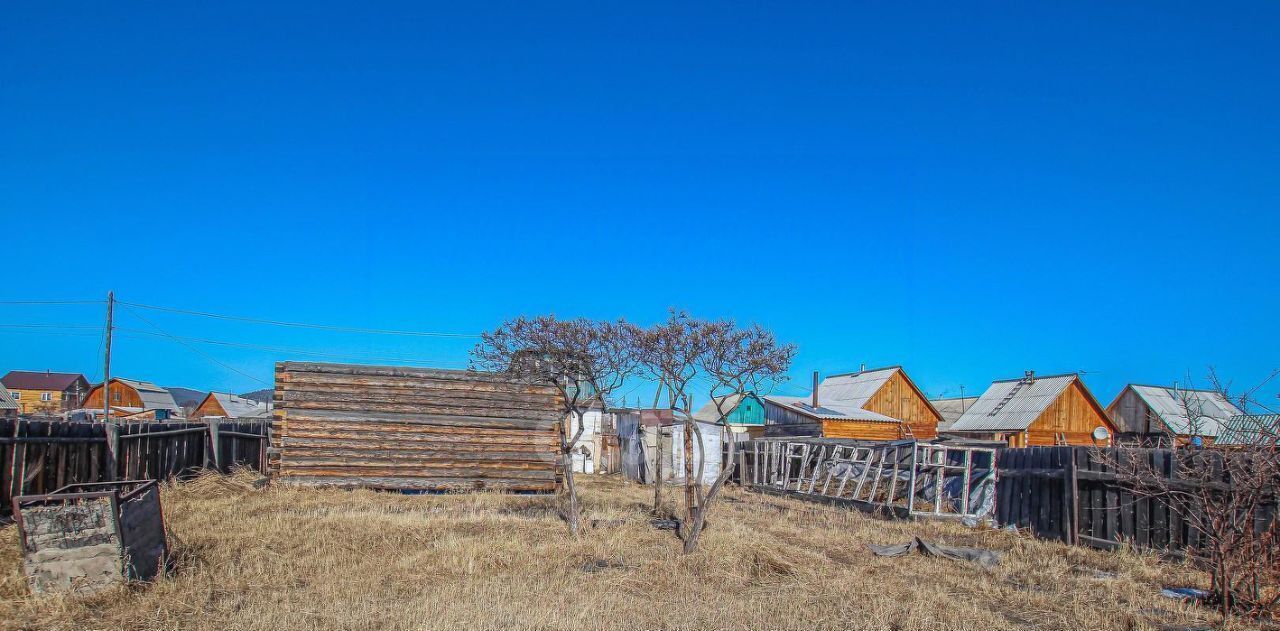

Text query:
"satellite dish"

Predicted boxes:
[[1092, 426, 1111, 442]]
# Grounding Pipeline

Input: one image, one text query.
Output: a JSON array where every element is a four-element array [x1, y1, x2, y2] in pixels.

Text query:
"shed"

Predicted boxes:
[[1106, 384, 1242, 443], [82, 378, 181, 420], [948, 372, 1116, 447], [692, 392, 767, 438], [271, 362, 563, 492], [191, 392, 270, 420], [763, 367, 942, 440], [669, 419, 724, 483]]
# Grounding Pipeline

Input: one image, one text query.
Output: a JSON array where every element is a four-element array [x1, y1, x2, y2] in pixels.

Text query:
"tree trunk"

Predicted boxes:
[[683, 418, 695, 526], [562, 446, 581, 536], [683, 435, 736, 554]]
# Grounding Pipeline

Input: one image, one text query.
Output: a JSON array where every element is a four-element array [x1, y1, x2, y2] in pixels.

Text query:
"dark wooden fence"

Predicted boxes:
[[2, 418, 268, 518], [995, 445, 1277, 556]]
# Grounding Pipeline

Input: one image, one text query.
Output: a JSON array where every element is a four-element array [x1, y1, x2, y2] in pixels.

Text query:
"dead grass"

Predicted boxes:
[[0, 471, 1256, 630]]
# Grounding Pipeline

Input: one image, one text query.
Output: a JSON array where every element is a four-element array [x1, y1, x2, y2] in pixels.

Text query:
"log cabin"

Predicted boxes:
[[190, 392, 270, 421], [947, 371, 1116, 447], [1105, 384, 1241, 445], [763, 366, 942, 440], [271, 361, 563, 493], [81, 378, 182, 421], [1, 370, 90, 415]]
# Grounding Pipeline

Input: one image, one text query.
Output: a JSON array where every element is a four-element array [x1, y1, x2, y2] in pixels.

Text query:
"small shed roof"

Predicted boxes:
[[949, 373, 1080, 432], [1123, 385, 1242, 437], [763, 395, 901, 423], [0, 383, 17, 410], [208, 392, 271, 418], [1216, 414, 1280, 446]]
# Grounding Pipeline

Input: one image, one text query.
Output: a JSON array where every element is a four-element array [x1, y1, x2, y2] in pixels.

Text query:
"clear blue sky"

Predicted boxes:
[[2, 2, 1277, 408]]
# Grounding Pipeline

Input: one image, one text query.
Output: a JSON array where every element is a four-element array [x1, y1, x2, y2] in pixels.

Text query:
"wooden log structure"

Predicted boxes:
[[271, 362, 563, 493]]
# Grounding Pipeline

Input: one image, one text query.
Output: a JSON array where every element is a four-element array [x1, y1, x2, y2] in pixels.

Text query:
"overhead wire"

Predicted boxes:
[[116, 300, 479, 338], [120, 304, 272, 387]]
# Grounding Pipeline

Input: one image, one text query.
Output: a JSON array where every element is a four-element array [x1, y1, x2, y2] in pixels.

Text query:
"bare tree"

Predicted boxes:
[[635, 311, 704, 518], [1098, 368, 1280, 617], [680, 320, 793, 554], [635, 312, 795, 554], [472, 316, 638, 536]]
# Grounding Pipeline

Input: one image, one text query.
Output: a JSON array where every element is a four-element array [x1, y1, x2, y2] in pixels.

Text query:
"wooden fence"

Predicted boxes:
[[995, 445, 1277, 556], [2, 418, 269, 518]]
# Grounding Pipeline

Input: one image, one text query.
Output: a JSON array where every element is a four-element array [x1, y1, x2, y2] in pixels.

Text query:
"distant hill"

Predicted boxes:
[[239, 388, 273, 404], [166, 387, 207, 408]]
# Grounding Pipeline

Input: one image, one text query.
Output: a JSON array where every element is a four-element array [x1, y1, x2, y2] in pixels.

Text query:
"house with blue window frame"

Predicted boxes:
[[693, 392, 767, 438]]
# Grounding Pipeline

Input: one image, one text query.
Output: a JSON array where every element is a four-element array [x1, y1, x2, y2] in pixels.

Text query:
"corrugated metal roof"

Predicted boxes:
[[1128, 385, 1241, 437], [1217, 414, 1280, 446], [949, 374, 1077, 432], [211, 392, 270, 418], [930, 396, 979, 428], [0, 383, 17, 410], [112, 378, 181, 412], [763, 367, 908, 424], [763, 395, 901, 422]]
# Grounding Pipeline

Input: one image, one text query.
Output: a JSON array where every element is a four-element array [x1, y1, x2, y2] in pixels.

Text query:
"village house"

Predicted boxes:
[[0, 370, 91, 415], [692, 392, 767, 438], [1105, 384, 1242, 445], [0, 382, 18, 419], [947, 371, 1116, 447], [190, 392, 270, 421], [763, 366, 942, 440], [82, 377, 183, 421]]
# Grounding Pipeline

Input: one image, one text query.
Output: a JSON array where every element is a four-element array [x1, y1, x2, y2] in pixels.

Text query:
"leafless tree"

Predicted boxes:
[[635, 311, 794, 554], [1098, 368, 1280, 617], [635, 311, 704, 517], [472, 316, 639, 536], [680, 320, 793, 554]]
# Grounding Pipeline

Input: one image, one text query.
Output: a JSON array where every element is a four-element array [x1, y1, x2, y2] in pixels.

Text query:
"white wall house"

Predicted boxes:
[[669, 419, 724, 484], [567, 408, 606, 474]]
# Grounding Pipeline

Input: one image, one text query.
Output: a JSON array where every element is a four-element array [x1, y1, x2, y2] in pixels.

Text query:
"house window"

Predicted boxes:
[[113, 391, 122, 403], [40, 392, 52, 402], [11, 391, 18, 399]]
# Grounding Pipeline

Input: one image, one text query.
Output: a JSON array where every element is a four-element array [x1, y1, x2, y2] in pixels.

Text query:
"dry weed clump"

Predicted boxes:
[[0, 472, 1257, 630]]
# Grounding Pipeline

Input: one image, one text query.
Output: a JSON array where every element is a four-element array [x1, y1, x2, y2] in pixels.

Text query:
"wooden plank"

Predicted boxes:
[[278, 410, 557, 431], [275, 475, 555, 492]]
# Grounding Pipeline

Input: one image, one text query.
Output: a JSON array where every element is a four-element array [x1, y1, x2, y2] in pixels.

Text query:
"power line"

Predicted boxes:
[[120, 304, 272, 387], [112, 327, 470, 368], [0, 299, 104, 305], [117, 300, 479, 338]]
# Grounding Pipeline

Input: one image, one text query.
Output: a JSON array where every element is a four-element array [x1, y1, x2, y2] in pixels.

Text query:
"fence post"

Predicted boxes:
[[1063, 447, 1078, 545], [207, 419, 222, 473], [105, 423, 120, 481]]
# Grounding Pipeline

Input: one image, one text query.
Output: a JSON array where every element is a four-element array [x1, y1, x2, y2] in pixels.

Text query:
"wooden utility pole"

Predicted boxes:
[[103, 291, 117, 480]]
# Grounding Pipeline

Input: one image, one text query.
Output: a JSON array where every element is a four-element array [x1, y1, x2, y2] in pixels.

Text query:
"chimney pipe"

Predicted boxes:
[[811, 371, 819, 409], [1024, 370, 1035, 383], [860, 363, 865, 373]]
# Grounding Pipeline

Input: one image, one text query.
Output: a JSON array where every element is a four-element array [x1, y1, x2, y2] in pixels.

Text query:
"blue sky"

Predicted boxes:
[[2, 2, 1277, 408]]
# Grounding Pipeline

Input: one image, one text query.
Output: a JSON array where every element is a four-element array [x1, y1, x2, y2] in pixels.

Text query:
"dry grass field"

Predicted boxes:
[[0, 472, 1257, 630]]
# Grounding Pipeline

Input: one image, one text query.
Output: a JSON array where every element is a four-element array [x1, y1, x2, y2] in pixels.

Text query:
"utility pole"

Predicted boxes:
[[103, 291, 118, 480]]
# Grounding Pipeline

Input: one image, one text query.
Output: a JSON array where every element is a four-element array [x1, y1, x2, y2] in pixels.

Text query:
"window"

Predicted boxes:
[[113, 391, 122, 402], [40, 392, 52, 402], [11, 391, 18, 399]]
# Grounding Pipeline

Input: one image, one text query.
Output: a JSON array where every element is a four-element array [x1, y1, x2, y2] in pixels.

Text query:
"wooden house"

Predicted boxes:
[[1106, 384, 1241, 445], [693, 392, 767, 438], [82, 378, 182, 421], [948, 372, 1116, 447], [1, 370, 90, 415], [271, 362, 562, 492], [191, 392, 270, 421], [763, 367, 942, 440]]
